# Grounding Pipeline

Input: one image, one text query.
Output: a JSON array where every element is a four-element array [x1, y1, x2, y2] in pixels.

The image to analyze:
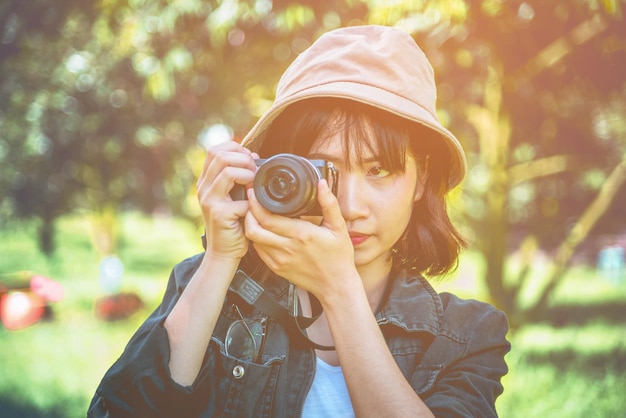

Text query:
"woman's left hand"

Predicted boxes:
[[244, 179, 357, 297]]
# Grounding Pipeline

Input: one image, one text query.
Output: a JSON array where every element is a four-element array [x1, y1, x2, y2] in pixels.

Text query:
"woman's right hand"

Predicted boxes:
[[197, 141, 258, 260]]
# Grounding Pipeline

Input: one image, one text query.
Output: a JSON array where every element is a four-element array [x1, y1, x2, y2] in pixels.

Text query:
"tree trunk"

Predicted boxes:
[[481, 174, 515, 313], [522, 153, 626, 321], [38, 215, 55, 256]]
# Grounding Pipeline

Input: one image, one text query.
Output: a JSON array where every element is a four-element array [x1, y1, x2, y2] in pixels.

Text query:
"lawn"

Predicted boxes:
[[0, 213, 624, 417]]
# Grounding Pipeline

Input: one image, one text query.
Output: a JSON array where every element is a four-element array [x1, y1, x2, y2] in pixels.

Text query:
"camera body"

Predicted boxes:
[[230, 153, 338, 217]]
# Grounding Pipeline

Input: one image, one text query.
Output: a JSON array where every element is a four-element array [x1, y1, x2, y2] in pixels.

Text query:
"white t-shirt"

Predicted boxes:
[[301, 357, 355, 417]]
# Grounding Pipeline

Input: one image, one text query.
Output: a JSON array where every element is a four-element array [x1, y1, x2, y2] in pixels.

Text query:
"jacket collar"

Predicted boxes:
[[375, 270, 443, 336], [260, 268, 443, 337]]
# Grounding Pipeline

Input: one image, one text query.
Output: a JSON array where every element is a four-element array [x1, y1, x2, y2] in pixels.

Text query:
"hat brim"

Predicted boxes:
[[242, 81, 466, 189]]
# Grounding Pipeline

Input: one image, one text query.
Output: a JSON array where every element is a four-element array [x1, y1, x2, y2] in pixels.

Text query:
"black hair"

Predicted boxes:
[[245, 98, 465, 279]]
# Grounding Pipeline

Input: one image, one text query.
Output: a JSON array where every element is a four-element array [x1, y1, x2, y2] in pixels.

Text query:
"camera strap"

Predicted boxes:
[[201, 233, 335, 350], [229, 269, 335, 351]]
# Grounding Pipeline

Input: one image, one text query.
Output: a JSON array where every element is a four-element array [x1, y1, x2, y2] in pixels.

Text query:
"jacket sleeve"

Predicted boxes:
[[415, 296, 511, 418], [87, 254, 218, 418]]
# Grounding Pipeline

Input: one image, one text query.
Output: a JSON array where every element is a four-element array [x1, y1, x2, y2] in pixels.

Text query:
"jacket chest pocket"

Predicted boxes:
[[211, 311, 288, 418], [217, 353, 285, 418]]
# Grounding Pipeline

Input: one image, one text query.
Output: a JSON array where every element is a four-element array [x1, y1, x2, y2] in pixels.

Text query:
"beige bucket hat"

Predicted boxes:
[[242, 25, 466, 189]]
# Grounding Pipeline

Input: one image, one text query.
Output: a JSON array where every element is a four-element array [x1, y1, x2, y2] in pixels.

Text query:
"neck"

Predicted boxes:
[[356, 259, 393, 311]]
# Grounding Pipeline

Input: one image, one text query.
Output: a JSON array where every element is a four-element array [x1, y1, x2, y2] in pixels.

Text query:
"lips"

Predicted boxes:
[[349, 232, 369, 246]]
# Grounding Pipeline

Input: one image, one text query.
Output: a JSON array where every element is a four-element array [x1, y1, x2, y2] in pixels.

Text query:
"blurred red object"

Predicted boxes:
[[0, 290, 46, 330], [30, 275, 64, 302], [95, 292, 144, 321], [0, 273, 63, 330]]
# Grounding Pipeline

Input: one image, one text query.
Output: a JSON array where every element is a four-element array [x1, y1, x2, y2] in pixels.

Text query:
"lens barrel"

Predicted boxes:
[[254, 154, 322, 217]]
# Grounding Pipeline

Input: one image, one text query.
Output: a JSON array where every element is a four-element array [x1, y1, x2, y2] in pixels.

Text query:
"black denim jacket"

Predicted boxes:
[[88, 254, 510, 417]]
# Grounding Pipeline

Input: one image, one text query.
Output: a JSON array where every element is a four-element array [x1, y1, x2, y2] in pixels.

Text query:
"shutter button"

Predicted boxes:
[[232, 365, 245, 379]]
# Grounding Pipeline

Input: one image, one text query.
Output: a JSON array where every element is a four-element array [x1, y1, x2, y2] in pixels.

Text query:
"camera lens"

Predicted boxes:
[[254, 154, 321, 217], [266, 168, 296, 200]]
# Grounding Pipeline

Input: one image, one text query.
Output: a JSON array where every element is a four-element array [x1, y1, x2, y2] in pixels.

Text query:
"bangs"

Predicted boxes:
[[258, 98, 411, 173], [334, 108, 409, 173], [248, 97, 462, 276]]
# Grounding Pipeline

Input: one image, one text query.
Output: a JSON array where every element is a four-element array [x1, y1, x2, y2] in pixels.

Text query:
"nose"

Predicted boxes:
[[337, 173, 369, 221]]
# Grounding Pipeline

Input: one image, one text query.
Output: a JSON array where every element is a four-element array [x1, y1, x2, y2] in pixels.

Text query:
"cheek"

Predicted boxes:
[[388, 177, 420, 207], [374, 187, 415, 224], [379, 180, 418, 225]]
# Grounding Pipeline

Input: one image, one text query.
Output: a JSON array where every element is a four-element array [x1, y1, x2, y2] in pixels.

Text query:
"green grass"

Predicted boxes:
[[1, 213, 625, 417], [498, 321, 626, 417], [0, 213, 202, 418], [436, 253, 626, 417]]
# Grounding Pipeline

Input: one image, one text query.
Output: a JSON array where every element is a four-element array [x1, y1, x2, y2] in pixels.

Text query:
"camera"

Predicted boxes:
[[230, 153, 338, 217]]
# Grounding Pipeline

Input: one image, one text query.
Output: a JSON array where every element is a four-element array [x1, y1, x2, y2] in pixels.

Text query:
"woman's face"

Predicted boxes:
[[306, 119, 425, 274]]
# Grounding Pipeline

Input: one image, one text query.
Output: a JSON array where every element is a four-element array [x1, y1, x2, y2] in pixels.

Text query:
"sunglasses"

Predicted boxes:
[[225, 305, 267, 363]]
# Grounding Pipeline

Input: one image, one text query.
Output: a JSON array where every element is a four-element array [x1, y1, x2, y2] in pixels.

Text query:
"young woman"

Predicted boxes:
[[89, 25, 510, 417]]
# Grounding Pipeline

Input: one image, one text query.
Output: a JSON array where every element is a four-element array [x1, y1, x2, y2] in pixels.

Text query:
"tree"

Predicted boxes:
[[1, 1, 99, 253], [405, 0, 626, 324], [0, 0, 367, 254]]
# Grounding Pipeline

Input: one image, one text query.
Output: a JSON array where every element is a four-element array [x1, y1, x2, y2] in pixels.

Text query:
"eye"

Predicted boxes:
[[367, 165, 390, 178]]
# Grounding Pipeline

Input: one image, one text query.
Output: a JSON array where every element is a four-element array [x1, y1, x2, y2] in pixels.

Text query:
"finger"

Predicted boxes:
[[199, 141, 239, 181], [246, 221, 298, 277], [202, 149, 257, 185], [249, 243, 279, 274], [244, 209, 291, 249], [199, 141, 255, 183], [198, 151, 258, 203], [218, 199, 251, 220], [243, 209, 264, 241], [202, 166, 256, 200], [317, 180, 346, 231], [244, 192, 281, 239], [245, 187, 304, 237], [197, 188, 251, 230]]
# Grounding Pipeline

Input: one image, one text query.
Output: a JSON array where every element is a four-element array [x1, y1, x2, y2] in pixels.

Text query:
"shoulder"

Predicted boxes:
[[437, 292, 509, 347], [172, 253, 204, 279], [416, 293, 511, 416], [161, 253, 204, 295], [439, 292, 505, 322]]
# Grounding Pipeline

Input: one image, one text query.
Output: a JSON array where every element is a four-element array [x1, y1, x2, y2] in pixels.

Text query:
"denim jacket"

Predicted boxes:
[[88, 254, 510, 417]]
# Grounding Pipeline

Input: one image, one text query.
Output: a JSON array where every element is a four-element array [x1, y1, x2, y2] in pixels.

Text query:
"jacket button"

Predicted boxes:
[[232, 365, 245, 379]]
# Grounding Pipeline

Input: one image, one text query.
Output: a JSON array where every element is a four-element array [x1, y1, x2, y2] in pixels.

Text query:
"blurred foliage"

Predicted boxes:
[[1, 0, 625, 321], [407, 0, 626, 321], [0, 0, 368, 253]]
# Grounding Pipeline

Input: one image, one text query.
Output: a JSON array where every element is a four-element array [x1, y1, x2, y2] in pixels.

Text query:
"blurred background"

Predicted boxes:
[[1, 0, 625, 416]]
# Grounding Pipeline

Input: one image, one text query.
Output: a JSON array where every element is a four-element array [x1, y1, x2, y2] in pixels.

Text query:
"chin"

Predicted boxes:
[[353, 249, 393, 271]]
